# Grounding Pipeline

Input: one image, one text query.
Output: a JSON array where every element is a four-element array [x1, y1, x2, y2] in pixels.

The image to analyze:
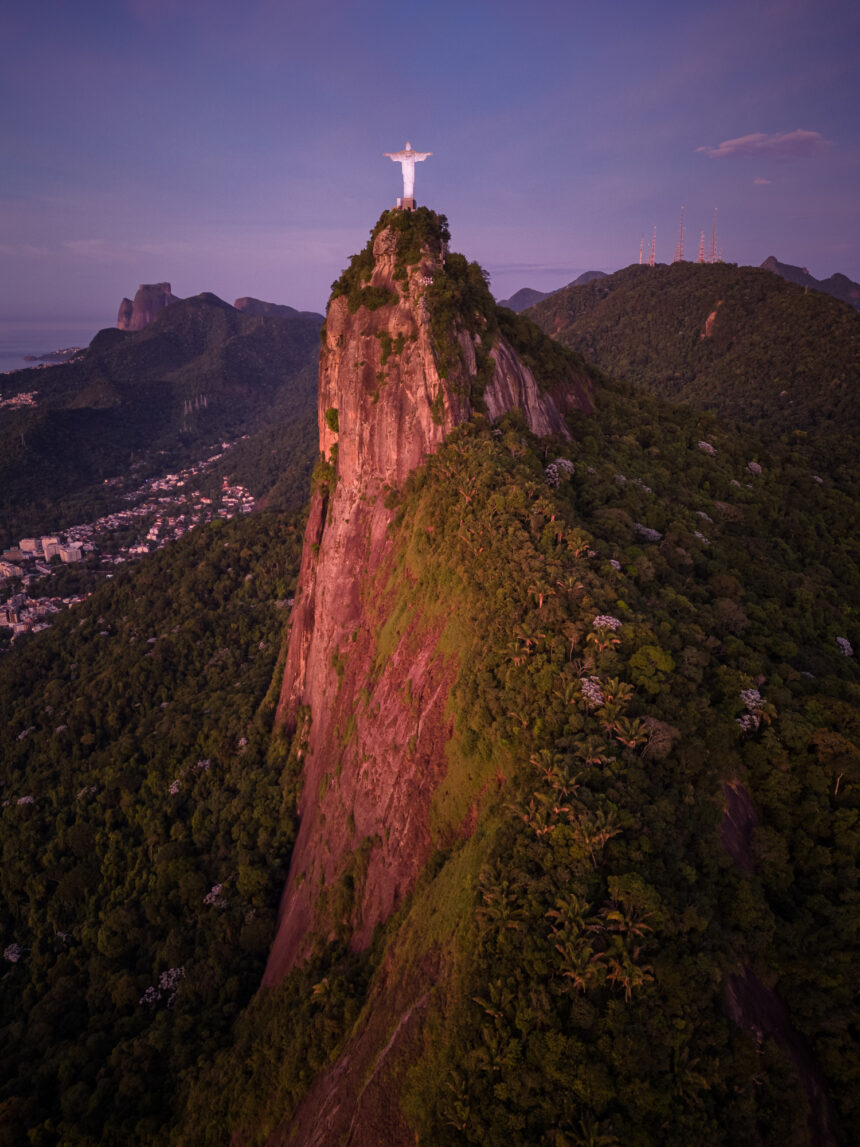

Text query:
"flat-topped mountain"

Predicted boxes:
[[117, 282, 178, 330], [760, 255, 860, 310], [116, 286, 321, 332]]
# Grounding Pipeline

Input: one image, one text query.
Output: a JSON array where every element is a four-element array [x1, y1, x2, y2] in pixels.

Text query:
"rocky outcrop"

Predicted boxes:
[[719, 782, 839, 1145], [263, 214, 589, 986], [116, 282, 179, 331], [484, 337, 574, 434], [725, 969, 838, 1146]]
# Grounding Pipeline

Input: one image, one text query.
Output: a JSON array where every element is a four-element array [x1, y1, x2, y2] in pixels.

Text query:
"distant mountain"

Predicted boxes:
[[117, 287, 320, 332], [497, 286, 555, 312], [571, 270, 608, 287], [0, 293, 323, 541], [760, 256, 860, 311], [527, 261, 860, 442], [117, 282, 179, 330], [234, 296, 321, 320], [498, 271, 607, 312]]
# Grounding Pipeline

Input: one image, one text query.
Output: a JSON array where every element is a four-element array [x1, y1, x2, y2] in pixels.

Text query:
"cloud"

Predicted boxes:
[[697, 129, 831, 159], [0, 242, 52, 259], [484, 262, 582, 276], [753, 176, 773, 185], [63, 239, 127, 263]]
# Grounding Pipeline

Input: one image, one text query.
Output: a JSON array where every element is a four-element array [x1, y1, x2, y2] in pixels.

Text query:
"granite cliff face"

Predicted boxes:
[[116, 282, 178, 330], [263, 213, 589, 986]]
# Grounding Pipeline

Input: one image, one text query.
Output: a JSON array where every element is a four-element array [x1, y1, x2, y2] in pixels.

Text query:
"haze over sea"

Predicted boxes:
[[0, 319, 104, 375]]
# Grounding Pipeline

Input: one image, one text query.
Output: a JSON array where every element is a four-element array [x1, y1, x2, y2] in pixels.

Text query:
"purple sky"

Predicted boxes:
[[2, 0, 858, 325]]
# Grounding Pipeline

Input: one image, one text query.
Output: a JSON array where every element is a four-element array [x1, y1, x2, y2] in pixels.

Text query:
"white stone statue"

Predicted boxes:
[[383, 141, 432, 200]]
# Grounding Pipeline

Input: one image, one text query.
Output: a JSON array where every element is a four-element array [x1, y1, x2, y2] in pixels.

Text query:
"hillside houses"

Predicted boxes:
[[1, 439, 255, 643]]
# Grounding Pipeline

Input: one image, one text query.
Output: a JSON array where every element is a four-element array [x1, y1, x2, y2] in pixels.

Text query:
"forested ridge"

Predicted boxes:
[[179, 379, 858, 1142], [0, 513, 305, 1144], [527, 261, 859, 449], [0, 295, 320, 541], [1, 233, 859, 1145]]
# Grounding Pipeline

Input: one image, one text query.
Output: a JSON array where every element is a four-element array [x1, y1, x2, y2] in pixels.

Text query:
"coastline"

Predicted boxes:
[[0, 318, 104, 375]]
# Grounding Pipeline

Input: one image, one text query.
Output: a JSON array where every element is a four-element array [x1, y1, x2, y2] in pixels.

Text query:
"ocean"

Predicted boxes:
[[0, 318, 108, 376]]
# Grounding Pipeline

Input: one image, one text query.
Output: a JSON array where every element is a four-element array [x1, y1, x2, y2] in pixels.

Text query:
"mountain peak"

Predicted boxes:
[[116, 281, 178, 330], [265, 210, 592, 982], [317, 208, 583, 491]]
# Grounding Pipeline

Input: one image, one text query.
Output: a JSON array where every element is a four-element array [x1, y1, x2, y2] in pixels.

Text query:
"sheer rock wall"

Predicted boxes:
[[264, 223, 588, 985]]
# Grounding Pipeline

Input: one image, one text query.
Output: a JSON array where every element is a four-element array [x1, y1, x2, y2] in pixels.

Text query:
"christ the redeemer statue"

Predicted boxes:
[[383, 141, 431, 205]]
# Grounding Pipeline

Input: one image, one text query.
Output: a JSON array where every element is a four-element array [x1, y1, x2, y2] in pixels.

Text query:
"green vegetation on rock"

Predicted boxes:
[[170, 381, 859, 1144], [329, 208, 450, 314]]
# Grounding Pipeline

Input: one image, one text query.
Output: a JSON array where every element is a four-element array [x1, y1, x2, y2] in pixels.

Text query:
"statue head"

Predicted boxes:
[[405, 141, 412, 150]]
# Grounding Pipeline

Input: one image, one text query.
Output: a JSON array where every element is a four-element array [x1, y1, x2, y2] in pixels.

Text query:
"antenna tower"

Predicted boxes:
[[710, 208, 718, 264], [649, 226, 656, 268], [673, 205, 685, 262], [639, 238, 644, 265], [697, 230, 705, 263]]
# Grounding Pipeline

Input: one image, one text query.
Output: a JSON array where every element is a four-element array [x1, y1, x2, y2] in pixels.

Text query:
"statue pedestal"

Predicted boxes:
[[396, 197, 416, 211]]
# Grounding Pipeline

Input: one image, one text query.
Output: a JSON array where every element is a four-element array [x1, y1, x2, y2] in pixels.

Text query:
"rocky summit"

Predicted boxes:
[[116, 282, 179, 331], [266, 208, 589, 983]]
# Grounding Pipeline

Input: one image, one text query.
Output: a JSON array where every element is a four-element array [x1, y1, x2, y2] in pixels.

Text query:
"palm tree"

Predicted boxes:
[[545, 892, 590, 936], [601, 677, 633, 706], [609, 715, 648, 750], [574, 734, 614, 768], [566, 1114, 620, 1147], [573, 808, 622, 866], [553, 937, 602, 993], [472, 979, 515, 1020]]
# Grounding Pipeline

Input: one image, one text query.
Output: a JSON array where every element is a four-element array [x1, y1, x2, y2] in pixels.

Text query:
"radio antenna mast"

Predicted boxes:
[[674, 205, 685, 262]]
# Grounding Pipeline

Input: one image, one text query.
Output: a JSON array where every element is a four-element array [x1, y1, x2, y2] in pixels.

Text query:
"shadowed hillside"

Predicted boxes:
[[0, 294, 322, 542], [527, 262, 859, 446], [760, 256, 860, 311]]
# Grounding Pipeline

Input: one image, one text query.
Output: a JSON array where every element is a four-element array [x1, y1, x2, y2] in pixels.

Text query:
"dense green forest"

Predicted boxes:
[[527, 262, 859, 447], [2, 216, 858, 1145], [0, 296, 320, 542], [174, 383, 858, 1141], [0, 512, 305, 1145]]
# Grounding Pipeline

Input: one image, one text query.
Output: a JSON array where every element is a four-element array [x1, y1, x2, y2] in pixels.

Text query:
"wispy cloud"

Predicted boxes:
[[0, 242, 52, 259], [697, 129, 831, 159], [484, 262, 583, 276], [753, 176, 773, 185], [63, 239, 128, 263]]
